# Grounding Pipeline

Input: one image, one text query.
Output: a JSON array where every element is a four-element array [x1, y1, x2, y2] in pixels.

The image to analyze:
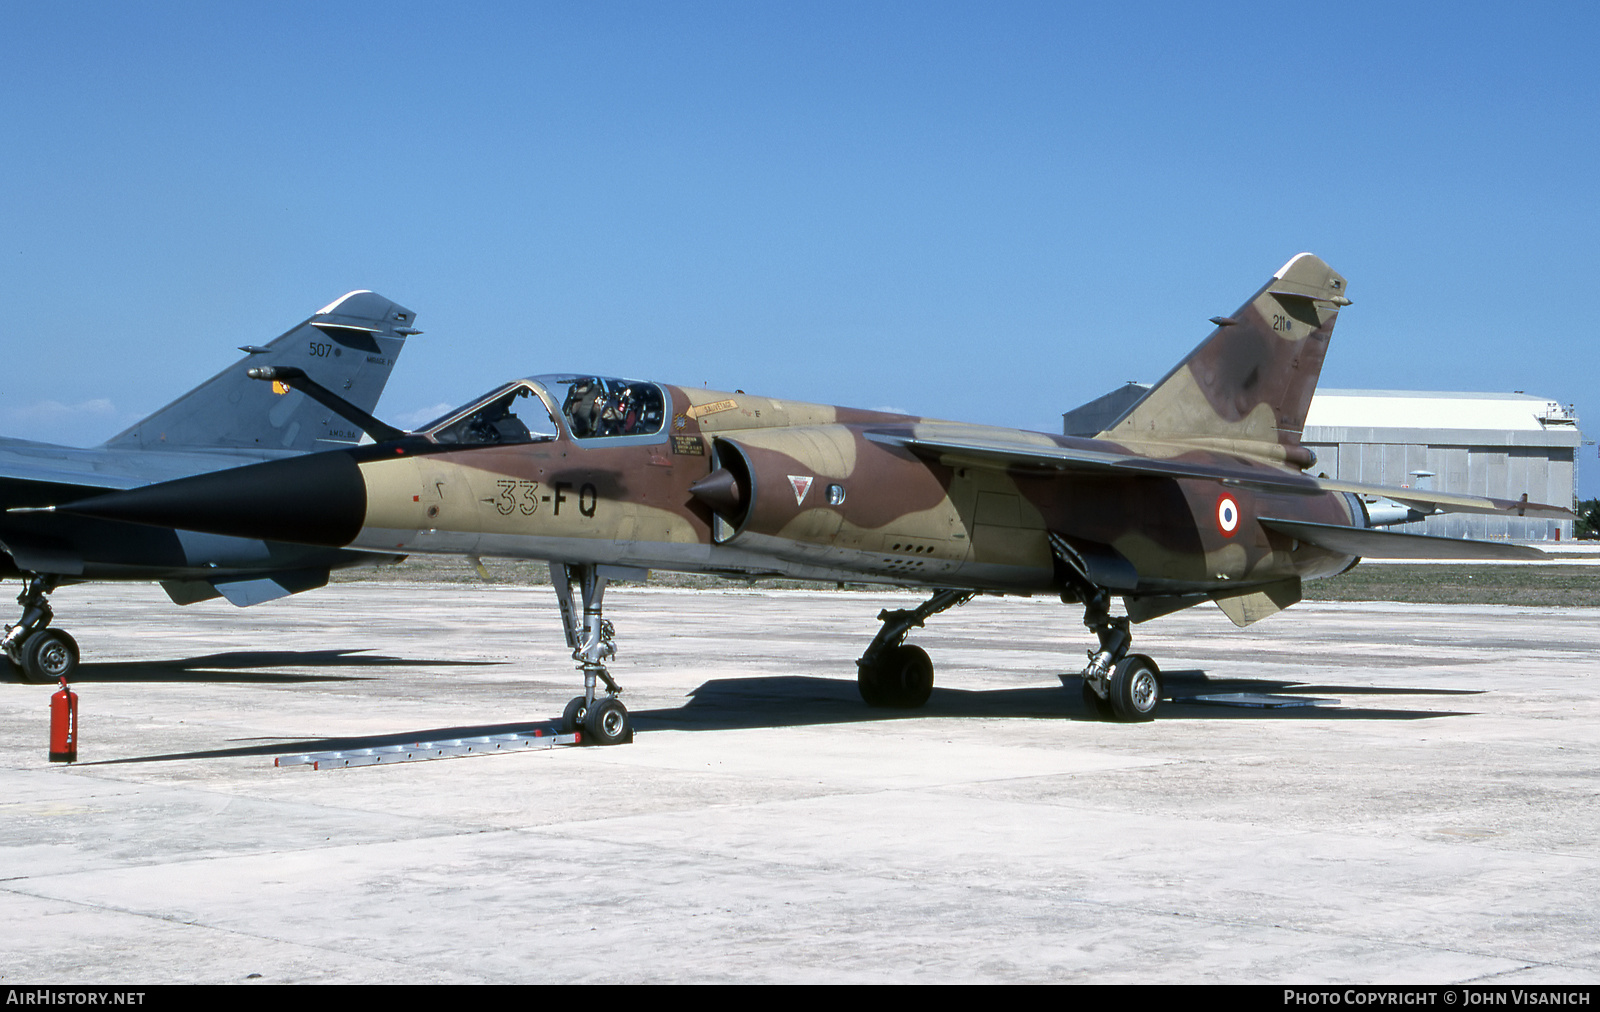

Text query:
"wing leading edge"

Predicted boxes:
[[866, 430, 1572, 521]]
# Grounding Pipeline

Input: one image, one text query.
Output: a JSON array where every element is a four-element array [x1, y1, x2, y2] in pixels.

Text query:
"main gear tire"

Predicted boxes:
[[858, 644, 934, 709], [1080, 679, 1115, 719], [1108, 654, 1162, 722]]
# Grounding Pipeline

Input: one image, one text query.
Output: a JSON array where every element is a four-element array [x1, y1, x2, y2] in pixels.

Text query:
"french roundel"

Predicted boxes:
[[1216, 495, 1240, 537]]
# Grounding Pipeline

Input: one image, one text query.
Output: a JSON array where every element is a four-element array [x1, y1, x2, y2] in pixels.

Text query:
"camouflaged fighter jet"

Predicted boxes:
[[35, 254, 1570, 741], [0, 292, 420, 682]]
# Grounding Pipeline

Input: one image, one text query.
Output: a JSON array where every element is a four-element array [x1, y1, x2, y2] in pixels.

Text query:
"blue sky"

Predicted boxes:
[[4, 2, 1597, 493]]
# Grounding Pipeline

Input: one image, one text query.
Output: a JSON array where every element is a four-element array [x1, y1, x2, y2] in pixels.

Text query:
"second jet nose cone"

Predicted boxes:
[[58, 450, 369, 547], [688, 468, 745, 521]]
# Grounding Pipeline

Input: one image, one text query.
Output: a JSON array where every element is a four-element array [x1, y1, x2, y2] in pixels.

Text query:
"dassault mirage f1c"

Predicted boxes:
[[1, 292, 420, 682], [39, 255, 1569, 740]]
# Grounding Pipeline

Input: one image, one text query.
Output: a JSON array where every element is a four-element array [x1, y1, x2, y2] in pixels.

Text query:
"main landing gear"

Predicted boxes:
[[1049, 532, 1163, 722], [1071, 586, 1162, 722], [851, 582, 1163, 722], [856, 589, 973, 707], [550, 563, 633, 745], [2, 576, 80, 685]]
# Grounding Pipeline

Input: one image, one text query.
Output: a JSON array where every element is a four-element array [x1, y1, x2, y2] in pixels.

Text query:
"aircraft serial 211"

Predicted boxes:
[[42, 254, 1569, 743]]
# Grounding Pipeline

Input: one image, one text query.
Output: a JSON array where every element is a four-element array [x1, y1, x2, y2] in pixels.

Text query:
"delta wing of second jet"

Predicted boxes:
[[0, 292, 420, 681]]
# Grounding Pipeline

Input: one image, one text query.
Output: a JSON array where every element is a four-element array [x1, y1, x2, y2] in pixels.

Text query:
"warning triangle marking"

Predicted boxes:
[[788, 475, 814, 505]]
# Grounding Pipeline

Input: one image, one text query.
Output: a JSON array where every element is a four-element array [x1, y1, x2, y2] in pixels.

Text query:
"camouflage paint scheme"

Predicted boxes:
[[358, 384, 1355, 603], [49, 255, 1569, 728], [340, 254, 1550, 622]]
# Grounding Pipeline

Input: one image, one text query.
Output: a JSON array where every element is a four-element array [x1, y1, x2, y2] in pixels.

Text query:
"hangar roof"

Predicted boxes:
[[1304, 390, 1578, 432]]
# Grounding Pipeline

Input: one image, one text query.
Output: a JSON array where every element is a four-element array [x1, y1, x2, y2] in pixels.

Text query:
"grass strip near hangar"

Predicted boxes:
[[1301, 563, 1600, 607], [343, 554, 1600, 607]]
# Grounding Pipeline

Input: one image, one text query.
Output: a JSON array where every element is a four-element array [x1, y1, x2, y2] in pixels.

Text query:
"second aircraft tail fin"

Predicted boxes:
[[103, 291, 419, 453]]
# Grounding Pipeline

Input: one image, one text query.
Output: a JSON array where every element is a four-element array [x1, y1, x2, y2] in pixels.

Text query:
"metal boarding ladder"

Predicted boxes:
[[275, 728, 582, 770]]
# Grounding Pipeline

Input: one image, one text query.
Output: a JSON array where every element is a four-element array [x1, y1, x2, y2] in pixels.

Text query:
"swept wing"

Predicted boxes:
[[865, 429, 1571, 521]]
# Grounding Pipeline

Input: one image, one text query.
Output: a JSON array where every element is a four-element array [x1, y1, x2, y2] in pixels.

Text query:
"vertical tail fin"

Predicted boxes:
[[103, 291, 419, 452], [1100, 254, 1348, 456]]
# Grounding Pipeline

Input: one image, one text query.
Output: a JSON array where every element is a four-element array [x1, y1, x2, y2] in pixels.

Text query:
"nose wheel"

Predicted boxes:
[[581, 696, 633, 745], [559, 693, 634, 745]]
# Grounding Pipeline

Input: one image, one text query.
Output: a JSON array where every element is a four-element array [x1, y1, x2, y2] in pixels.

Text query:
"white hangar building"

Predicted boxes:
[[1300, 390, 1580, 542], [1063, 387, 1582, 542]]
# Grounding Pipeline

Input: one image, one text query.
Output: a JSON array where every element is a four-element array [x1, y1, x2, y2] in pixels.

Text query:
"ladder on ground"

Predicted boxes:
[[276, 729, 582, 770]]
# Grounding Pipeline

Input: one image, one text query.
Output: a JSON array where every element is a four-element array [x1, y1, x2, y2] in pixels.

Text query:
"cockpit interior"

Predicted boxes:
[[421, 375, 667, 447]]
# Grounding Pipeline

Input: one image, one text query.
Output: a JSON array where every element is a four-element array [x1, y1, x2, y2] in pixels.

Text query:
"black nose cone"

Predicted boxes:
[[60, 451, 368, 548]]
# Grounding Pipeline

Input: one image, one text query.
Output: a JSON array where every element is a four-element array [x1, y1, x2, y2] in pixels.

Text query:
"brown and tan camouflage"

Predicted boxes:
[[52, 254, 1571, 731], [343, 255, 1551, 610]]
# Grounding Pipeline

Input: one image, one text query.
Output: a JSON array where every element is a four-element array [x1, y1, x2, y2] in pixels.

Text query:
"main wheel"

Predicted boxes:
[[582, 697, 633, 745], [1107, 654, 1162, 722], [858, 644, 934, 708], [1080, 678, 1114, 719], [20, 630, 78, 684], [856, 662, 885, 706]]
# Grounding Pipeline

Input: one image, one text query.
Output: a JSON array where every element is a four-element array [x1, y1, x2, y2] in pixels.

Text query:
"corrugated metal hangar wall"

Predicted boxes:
[[1300, 391, 1580, 542]]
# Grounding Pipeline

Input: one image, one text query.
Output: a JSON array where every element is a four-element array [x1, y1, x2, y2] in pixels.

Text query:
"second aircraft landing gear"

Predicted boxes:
[[2, 576, 80, 685], [856, 589, 972, 708], [551, 563, 633, 745]]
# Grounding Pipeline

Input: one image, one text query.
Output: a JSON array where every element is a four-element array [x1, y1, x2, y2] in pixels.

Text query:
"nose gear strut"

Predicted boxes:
[[550, 563, 632, 744]]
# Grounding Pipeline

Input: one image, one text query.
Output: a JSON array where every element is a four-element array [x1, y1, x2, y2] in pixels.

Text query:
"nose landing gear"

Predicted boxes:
[[551, 563, 633, 745]]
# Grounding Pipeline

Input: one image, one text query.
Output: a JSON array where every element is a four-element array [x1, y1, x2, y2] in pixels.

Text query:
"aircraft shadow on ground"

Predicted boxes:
[[636, 671, 1481, 731], [86, 668, 1479, 766], [13, 649, 499, 685]]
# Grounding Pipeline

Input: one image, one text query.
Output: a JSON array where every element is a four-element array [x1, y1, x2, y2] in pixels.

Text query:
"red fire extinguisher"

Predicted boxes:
[[49, 676, 77, 763]]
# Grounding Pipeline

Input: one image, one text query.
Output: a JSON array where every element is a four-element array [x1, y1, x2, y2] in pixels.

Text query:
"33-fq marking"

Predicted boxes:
[[495, 479, 598, 517]]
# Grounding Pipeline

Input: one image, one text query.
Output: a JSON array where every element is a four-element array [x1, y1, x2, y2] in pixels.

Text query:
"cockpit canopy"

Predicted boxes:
[[547, 375, 666, 439], [424, 384, 553, 445], [421, 375, 667, 447]]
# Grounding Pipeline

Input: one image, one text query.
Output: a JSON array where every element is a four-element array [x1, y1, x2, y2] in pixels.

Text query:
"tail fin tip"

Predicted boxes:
[[1271, 253, 1350, 305]]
